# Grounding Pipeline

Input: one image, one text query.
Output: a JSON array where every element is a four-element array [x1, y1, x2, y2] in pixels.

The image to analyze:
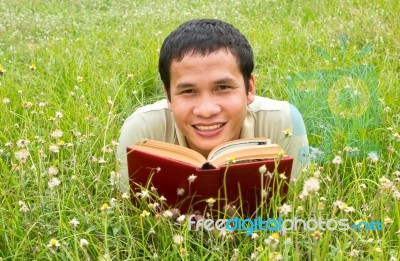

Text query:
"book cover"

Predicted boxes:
[[127, 147, 293, 217]]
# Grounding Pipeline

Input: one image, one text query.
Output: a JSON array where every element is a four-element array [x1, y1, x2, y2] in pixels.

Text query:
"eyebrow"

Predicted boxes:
[[175, 77, 236, 89], [213, 77, 236, 85], [176, 82, 195, 89]]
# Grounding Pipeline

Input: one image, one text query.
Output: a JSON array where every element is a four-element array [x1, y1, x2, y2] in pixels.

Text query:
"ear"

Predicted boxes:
[[163, 85, 172, 110], [246, 74, 256, 105]]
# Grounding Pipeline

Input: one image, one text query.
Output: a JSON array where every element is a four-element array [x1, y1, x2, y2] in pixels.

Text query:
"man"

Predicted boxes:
[[116, 19, 308, 193]]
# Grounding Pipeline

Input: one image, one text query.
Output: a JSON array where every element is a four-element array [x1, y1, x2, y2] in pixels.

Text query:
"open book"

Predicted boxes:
[[127, 138, 292, 216]]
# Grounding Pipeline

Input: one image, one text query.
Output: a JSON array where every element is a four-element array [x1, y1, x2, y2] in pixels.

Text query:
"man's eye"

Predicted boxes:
[[181, 89, 195, 94], [217, 85, 231, 91]]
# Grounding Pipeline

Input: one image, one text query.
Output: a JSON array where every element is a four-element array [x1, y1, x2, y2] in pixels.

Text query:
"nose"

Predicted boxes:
[[192, 96, 221, 118]]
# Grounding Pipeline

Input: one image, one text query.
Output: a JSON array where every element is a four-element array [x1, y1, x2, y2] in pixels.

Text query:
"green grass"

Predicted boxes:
[[1, 0, 399, 260]]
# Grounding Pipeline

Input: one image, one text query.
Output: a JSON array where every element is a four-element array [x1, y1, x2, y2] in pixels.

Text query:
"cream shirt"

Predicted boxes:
[[116, 96, 308, 192]]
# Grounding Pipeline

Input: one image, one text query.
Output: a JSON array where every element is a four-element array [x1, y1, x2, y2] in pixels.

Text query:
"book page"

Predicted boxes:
[[208, 138, 271, 160]]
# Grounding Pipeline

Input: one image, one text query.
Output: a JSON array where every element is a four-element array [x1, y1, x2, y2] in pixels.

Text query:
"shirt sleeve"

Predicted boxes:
[[116, 108, 172, 193]]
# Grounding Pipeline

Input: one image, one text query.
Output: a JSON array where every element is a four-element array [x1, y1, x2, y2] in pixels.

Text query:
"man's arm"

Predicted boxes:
[[115, 100, 174, 193]]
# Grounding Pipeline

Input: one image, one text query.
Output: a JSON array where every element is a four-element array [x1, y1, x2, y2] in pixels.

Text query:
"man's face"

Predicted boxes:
[[166, 49, 255, 157]]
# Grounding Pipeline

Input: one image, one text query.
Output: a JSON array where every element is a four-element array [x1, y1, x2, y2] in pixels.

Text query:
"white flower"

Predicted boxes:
[[109, 197, 117, 207], [55, 111, 63, 118], [283, 128, 292, 137], [15, 149, 29, 162], [16, 139, 30, 148], [48, 166, 59, 176], [393, 190, 400, 200], [176, 215, 186, 223], [384, 216, 393, 225], [3, 97, 10, 104], [69, 218, 80, 228], [48, 177, 61, 189], [264, 233, 280, 248], [302, 177, 320, 194], [18, 201, 30, 213], [334, 201, 355, 212], [121, 192, 129, 199], [47, 238, 61, 248], [349, 249, 360, 257], [187, 174, 197, 184], [251, 232, 258, 239], [79, 238, 89, 247], [367, 151, 379, 162], [163, 210, 173, 218], [98, 158, 107, 164], [109, 171, 118, 185], [49, 144, 59, 153], [259, 164, 267, 175], [136, 189, 149, 199], [140, 210, 150, 217], [176, 188, 185, 196], [278, 203, 292, 216], [50, 130, 63, 139], [173, 234, 184, 245], [206, 197, 216, 207], [268, 251, 283, 261], [332, 155, 342, 165]]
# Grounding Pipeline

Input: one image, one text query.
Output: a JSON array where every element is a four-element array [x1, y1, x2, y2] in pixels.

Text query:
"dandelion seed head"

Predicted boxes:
[[49, 144, 59, 153], [15, 149, 29, 162], [79, 238, 89, 247], [173, 234, 184, 245], [48, 177, 61, 189], [48, 166, 59, 176], [302, 177, 320, 194], [50, 129, 63, 139], [332, 155, 342, 165]]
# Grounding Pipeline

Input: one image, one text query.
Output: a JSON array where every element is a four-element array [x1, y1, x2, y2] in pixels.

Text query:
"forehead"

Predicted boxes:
[[170, 49, 240, 72]]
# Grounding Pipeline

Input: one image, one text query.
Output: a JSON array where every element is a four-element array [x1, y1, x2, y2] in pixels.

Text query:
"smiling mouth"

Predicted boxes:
[[193, 123, 225, 131]]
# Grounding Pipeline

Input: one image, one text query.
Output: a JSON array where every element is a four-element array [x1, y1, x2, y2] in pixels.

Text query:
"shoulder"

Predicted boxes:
[[125, 99, 169, 121], [120, 99, 172, 137], [249, 96, 306, 135], [248, 96, 287, 112]]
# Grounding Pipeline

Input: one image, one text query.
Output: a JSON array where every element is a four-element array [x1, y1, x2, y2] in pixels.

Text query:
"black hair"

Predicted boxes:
[[158, 19, 254, 101]]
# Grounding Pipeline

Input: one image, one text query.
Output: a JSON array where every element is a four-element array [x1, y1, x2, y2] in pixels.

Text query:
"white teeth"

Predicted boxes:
[[195, 124, 222, 131]]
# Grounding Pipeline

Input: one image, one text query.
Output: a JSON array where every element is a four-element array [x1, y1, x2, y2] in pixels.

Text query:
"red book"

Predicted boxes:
[[127, 138, 292, 217]]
